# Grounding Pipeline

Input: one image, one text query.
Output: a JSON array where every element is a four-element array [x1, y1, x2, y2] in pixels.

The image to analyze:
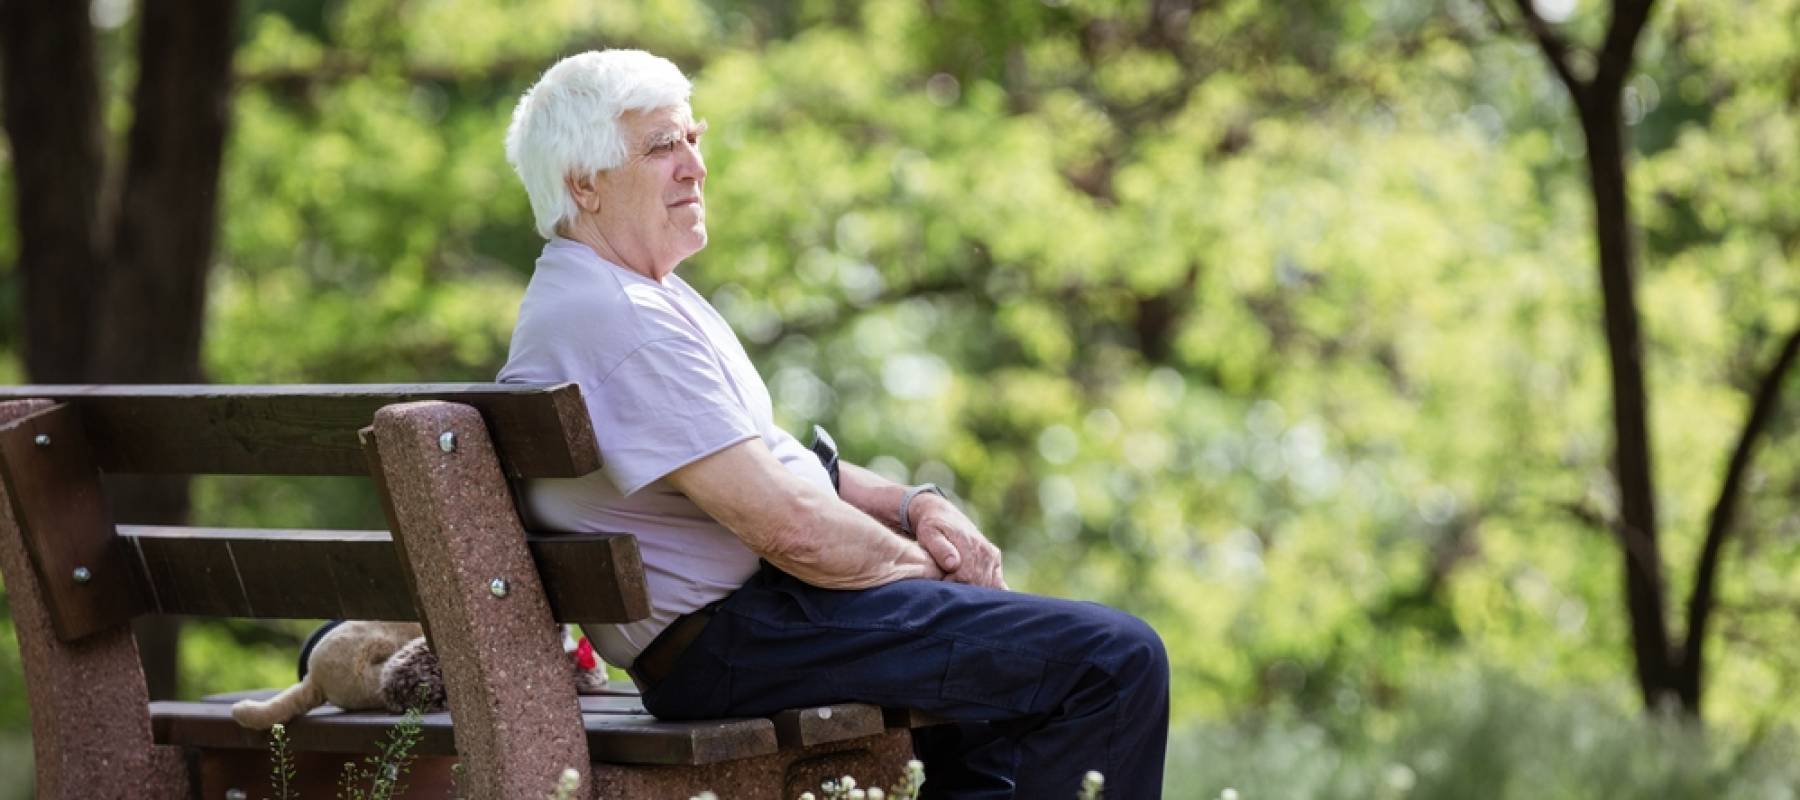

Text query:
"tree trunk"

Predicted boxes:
[[93, 0, 235, 383], [0, 0, 108, 382], [1578, 94, 1681, 712], [1677, 324, 1800, 710], [0, 0, 238, 699]]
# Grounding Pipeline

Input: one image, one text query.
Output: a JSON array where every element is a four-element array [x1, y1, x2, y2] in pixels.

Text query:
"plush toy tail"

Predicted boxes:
[[231, 674, 326, 730]]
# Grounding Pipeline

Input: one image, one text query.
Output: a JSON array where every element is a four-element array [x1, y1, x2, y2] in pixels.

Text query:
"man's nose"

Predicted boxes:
[[675, 142, 706, 183]]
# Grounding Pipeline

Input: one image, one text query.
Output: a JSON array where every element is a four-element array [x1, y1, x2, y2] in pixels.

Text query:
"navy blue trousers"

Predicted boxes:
[[639, 566, 1169, 799]]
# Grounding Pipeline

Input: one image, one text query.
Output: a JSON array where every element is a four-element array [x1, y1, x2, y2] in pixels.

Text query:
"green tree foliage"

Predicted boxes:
[[3, 0, 1800, 791]]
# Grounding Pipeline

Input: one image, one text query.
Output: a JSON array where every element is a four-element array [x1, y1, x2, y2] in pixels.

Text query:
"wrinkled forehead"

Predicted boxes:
[[618, 104, 697, 140]]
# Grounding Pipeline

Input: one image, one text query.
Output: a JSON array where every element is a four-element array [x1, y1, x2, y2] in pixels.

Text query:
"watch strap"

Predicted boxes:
[[898, 483, 945, 536], [809, 425, 841, 494]]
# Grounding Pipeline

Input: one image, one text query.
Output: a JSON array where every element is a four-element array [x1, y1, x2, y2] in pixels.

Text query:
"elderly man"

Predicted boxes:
[[497, 50, 1168, 799]]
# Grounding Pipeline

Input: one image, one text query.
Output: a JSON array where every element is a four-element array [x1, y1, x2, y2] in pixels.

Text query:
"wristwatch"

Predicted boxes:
[[809, 425, 841, 494], [898, 483, 946, 536]]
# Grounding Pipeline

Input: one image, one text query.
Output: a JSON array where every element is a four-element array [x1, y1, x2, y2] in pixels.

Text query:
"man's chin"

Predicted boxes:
[[678, 228, 708, 259]]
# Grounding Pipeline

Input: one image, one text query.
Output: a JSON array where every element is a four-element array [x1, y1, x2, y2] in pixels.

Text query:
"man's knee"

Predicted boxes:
[[1067, 603, 1167, 688], [1113, 610, 1169, 688]]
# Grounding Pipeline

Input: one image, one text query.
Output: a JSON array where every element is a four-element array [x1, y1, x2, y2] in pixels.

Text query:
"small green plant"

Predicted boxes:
[[334, 701, 425, 800], [1077, 770, 1105, 800], [701, 757, 929, 800], [449, 762, 467, 800], [796, 758, 927, 800], [888, 758, 927, 799], [548, 767, 581, 800], [258, 689, 432, 800], [267, 723, 296, 800]]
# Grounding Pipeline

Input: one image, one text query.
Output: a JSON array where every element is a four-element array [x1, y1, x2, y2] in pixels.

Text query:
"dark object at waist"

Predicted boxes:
[[629, 604, 717, 692]]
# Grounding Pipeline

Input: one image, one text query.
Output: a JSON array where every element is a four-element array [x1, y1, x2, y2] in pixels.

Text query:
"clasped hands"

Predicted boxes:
[[908, 494, 1008, 590]]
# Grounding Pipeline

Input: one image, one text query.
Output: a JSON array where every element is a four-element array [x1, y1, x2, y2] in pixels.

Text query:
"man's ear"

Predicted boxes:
[[565, 171, 603, 214]]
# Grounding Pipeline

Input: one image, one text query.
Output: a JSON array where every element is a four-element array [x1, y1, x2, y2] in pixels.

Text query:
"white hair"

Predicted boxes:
[[505, 50, 693, 239]]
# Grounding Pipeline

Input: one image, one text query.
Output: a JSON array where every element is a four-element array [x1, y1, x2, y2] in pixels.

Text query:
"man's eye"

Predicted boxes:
[[649, 141, 675, 154]]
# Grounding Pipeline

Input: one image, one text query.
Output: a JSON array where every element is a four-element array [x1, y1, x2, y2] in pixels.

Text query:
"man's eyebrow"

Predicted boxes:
[[641, 120, 709, 150]]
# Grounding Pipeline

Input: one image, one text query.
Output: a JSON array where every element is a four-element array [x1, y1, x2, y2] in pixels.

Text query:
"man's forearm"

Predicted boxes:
[[837, 459, 1005, 588], [762, 485, 941, 589], [839, 461, 910, 532], [664, 441, 941, 590]]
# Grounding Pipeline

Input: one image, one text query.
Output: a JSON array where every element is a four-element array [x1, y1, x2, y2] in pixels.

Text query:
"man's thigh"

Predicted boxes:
[[641, 566, 1156, 724]]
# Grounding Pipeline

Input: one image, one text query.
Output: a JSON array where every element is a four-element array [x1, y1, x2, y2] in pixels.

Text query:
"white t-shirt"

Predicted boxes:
[[498, 237, 833, 667]]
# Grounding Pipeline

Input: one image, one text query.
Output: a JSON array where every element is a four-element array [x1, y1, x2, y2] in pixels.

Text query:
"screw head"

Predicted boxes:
[[489, 578, 509, 598], [71, 566, 91, 584], [33, 434, 49, 447], [438, 431, 457, 452]]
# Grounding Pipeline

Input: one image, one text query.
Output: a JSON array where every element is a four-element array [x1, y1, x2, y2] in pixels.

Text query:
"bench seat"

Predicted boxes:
[[153, 683, 895, 766], [153, 685, 918, 799]]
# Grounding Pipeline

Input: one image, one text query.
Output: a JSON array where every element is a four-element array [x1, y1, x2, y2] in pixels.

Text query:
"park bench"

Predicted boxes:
[[0, 384, 923, 799]]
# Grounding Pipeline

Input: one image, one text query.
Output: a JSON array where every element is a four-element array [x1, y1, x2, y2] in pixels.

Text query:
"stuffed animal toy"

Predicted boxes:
[[230, 621, 608, 730]]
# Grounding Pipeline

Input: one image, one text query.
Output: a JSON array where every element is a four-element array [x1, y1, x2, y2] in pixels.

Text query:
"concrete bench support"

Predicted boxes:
[[365, 401, 592, 798], [0, 398, 186, 798]]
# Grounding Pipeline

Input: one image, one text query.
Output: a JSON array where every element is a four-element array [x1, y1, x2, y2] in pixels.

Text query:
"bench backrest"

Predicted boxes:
[[0, 383, 599, 477], [0, 384, 648, 638], [0, 384, 642, 797]]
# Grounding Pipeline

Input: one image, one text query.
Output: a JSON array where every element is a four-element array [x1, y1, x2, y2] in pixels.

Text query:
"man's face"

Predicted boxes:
[[592, 105, 708, 274]]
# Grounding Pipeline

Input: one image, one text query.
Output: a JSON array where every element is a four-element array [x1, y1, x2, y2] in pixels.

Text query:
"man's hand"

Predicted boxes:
[[910, 494, 1007, 590]]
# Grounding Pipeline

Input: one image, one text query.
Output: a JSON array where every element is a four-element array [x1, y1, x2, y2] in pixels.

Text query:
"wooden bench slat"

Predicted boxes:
[[206, 690, 651, 717], [151, 700, 781, 766], [579, 695, 649, 715], [122, 526, 649, 624], [770, 703, 887, 749], [152, 700, 460, 754], [0, 384, 598, 478], [586, 716, 779, 766], [193, 688, 914, 758]]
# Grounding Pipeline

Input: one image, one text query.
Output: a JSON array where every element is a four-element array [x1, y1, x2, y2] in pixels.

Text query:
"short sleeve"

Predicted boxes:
[[589, 335, 759, 495]]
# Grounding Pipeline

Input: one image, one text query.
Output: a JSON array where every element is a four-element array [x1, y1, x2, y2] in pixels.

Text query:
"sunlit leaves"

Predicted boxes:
[[33, 0, 1798, 735]]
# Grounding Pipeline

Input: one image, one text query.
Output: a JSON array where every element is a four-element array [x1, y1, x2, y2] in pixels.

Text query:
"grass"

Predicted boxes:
[[0, 732, 28, 800], [1162, 669, 1800, 799]]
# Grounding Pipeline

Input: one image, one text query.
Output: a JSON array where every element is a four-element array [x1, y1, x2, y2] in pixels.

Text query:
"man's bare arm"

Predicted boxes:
[[666, 439, 943, 589], [838, 461, 909, 530], [839, 461, 1007, 590]]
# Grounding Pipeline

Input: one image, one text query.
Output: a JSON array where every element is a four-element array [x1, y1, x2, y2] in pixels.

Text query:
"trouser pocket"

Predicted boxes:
[[939, 639, 1048, 715]]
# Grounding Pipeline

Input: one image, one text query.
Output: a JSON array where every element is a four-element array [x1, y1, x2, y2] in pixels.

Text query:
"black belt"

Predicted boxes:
[[628, 604, 717, 692]]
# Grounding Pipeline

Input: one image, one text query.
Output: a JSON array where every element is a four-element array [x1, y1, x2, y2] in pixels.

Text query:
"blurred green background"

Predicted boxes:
[[4, 0, 1800, 797]]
